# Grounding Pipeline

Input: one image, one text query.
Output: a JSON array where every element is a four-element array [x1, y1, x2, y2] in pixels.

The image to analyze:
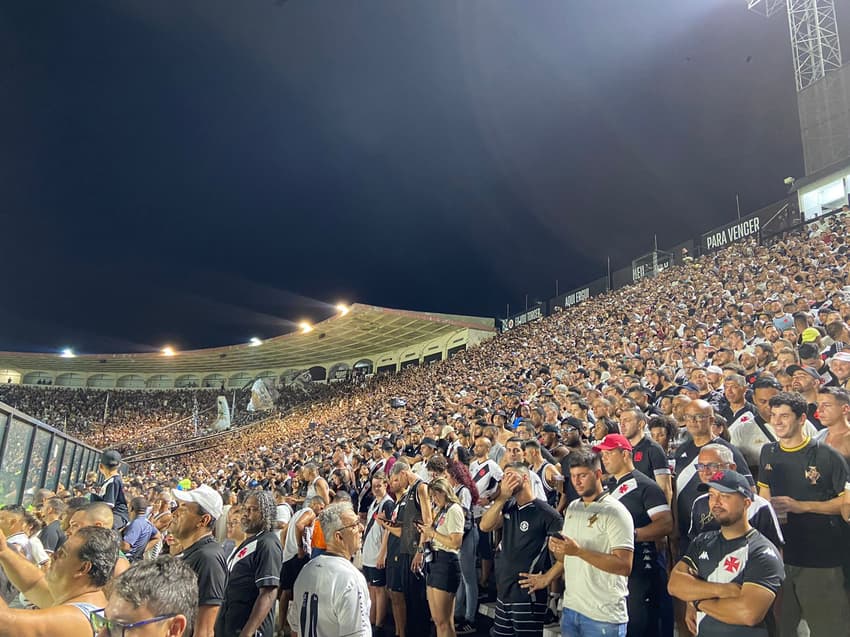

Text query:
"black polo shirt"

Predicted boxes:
[[608, 471, 669, 571], [178, 535, 227, 606], [217, 530, 283, 637], [632, 436, 671, 483], [496, 498, 563, 603], [38, 520, 65, 554], [683, 529, 784, 636], [758, 438, 849, 567]]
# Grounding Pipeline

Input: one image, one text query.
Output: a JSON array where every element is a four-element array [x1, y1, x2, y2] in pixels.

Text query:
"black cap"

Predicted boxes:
[[786, 365, 820, 381], [420, 437, 438, 449], [561, 416, 583, 431], [100, 450, 122, 468], [697, 470, 753, 500], [542, 424, 561, 435]]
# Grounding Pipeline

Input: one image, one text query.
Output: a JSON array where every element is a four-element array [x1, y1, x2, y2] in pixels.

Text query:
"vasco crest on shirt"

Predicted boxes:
[[804, 465, 821, 485]]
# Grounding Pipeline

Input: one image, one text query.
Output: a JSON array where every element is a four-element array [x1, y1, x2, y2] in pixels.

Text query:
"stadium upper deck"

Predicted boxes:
[[0, 304, 495, 389]]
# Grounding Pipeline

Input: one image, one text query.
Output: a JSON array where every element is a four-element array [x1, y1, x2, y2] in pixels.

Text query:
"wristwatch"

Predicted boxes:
[[416, 546, 425, 554]]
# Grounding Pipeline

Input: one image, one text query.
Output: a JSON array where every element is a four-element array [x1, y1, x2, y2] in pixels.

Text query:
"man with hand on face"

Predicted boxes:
[[480, 463, 562, 637], [669, 471, 784, 637], [524, 450, 634, 637], [170, 485, 227, 637]]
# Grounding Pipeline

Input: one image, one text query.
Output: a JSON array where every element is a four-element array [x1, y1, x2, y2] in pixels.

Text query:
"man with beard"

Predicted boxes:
[[523, 449, 634, 637], [669, 471, 784, 637], [170, 485, 227, 637], [216, 491, 282, 637], [481, 463, 562, 637], [618, 407, 673, 504]]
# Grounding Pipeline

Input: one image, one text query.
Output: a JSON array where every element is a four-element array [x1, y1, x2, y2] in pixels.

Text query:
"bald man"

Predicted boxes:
[[67, 503, 130, 578]]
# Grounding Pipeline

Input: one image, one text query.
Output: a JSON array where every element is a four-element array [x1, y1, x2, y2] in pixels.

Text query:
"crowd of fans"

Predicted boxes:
[[0, 210, 849, 636]]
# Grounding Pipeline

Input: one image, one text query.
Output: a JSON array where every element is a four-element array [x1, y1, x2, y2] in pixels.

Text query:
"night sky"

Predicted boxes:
[[1, 1, 846, 353]]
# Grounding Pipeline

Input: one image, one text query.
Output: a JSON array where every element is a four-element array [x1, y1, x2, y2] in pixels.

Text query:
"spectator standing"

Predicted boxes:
[[669, 471, 784, 637], [216, 491, 282, 637], [90, 450, 128, 530], [481, 463, 562, 637], [362, 474, 394, 632], [170, 485, 227, 637], [288, 502, 370, 637], [121, 497, 160, 563], [37, 498, 66, 558], [758, 391, 850, 636]]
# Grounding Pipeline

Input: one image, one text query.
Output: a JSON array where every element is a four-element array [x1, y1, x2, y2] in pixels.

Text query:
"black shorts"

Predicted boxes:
[[426, 550, 460, 593], [386, 552, 425, 593], [363, 565, 387, 587], [281, 554, 310, 590]]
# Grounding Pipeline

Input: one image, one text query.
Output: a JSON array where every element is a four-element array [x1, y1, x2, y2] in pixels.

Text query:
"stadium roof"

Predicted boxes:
[[0, 304, 495, 374]]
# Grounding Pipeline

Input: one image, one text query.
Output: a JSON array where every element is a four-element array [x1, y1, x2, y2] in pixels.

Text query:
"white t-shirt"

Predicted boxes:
[[362, 495, 393, 567], [561, 493, 634, 625], [276, 503, 293, 526], [288, 553, 371, 637], [28, 535, 49, 567], [431, 503, 464, 554], [729, 411, 818, 468], [283, 508, 313, 563]]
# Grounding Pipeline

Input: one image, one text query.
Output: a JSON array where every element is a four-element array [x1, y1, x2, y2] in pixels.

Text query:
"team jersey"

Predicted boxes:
[[561, 492, 634, 625], [631, 436, 672, 483], [758, 437, 849, 567], [533, 462, 560, 507], [675, 438, 751, 548], [496, 498, 563, 603], [608, 471, 670, 571], [288, 553, 371, 637], [219, 530, 283, 637], [91, 474, 129, 527], [469, 458, 503, 518], [362, 494, 394, 567], [682, 529, 784, 637], [688, 493, 784, 549]]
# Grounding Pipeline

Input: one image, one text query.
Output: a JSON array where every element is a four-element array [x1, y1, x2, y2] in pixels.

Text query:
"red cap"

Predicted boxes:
[[592, 434, 633, 453]]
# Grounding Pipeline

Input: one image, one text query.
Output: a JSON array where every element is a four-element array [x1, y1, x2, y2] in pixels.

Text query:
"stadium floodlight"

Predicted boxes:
[[60, 348, 76, 358], [249, 337, 263, 347], [161, 346, 176, 356], [336, 304, 350, 316], [299, 322, 313, 334]]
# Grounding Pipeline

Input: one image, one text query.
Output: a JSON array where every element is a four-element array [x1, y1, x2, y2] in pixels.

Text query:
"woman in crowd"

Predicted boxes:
[[416, 478, 463, 637], [446, 460, 479, 635]]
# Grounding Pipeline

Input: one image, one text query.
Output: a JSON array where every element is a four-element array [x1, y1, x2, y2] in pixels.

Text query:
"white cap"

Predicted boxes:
[[172, 484, 223, 520], [832, 351, 850, 363], [706, 365, 723, 375]]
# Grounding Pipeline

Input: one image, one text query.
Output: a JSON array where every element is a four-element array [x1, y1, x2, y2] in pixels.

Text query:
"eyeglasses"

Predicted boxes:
[[682, 414, 710, 422], [336, 520, 362, 535], [695, 462, 729, 472], [90, 610, 177, 637]]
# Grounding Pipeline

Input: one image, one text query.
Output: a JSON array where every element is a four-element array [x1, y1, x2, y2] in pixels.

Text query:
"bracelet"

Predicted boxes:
[[416, 546, 425, 554]]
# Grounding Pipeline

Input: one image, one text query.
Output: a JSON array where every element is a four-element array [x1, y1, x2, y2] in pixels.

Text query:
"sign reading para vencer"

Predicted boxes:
[[701, 215, 760, 253]]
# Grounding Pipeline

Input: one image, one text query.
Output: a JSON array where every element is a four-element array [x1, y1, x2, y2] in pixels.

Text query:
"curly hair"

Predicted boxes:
[[447, 458, 479, 506]]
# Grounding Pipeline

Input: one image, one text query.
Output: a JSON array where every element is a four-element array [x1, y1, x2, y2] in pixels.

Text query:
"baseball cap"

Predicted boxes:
[[800, 327, 821, 343], [679, 382, 700, 392], [592, 434, 633, 453], [381, 440, 394, 451], [697, 470, 753, 500], [420, 437, 438, 449], [706, 365, 723, 375], [172, 484, 224, 519], [787, 365, 820, 381], [832, 351, 850, 363], [100, 450, 122, 468]]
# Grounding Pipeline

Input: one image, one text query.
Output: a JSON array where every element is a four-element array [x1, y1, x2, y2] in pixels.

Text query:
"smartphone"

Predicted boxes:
[[547, 531, 566, 540]]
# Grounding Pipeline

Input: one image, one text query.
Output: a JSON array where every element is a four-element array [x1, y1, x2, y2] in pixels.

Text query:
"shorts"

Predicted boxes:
[[363, 565, 387, 587], [426, 550, 460, 593], [492, 598, 547, 637], [386, 552, 425, 593], [281, 554, 310, 590]]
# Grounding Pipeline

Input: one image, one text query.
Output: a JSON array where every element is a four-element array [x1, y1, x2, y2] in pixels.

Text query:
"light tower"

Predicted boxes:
[[748, 0, 848, 178], [748, 0, 842, 91]]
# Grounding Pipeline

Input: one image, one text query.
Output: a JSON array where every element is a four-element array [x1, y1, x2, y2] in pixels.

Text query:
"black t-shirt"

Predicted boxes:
[[91, 474, 129, 528], [683, 529, 784, 637], [496, 498, 563, 603], [675, 438, 752, 551], [632, 436, 671, 484], [38, 520, 65, 554], [758, 438, 849, 567], [608, 471, 669, 569], [217, 530, 283, 637], [178, 535, 227, 607]]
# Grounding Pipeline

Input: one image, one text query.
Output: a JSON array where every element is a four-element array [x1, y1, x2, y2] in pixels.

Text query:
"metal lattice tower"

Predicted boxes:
[[748, 0, 843, 92]]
